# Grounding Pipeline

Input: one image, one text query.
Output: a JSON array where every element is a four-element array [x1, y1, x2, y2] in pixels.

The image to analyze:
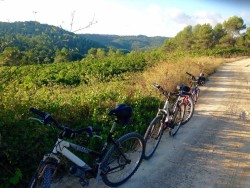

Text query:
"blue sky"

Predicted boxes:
[[0, 0, 249, 37]]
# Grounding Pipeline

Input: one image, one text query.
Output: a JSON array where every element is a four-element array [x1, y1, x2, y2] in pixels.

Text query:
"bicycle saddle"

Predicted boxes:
[[108, 104, 132, 125]]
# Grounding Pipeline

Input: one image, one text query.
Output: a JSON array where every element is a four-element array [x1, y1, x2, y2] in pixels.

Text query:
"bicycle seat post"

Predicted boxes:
[[110, 122, 117, 133]]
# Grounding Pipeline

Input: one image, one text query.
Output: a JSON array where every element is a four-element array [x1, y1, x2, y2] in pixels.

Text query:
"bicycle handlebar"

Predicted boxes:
[[186, 72, 193, 77], [152, 83, 179, 97], [29, 108, 103, 138], [30, 107, 62, 129], [186, 72, 197, 81]]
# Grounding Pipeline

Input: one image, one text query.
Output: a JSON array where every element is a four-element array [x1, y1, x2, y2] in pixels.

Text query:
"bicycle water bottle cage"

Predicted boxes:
[[177, 84, 190, 93], [108, 104, 132, 125]]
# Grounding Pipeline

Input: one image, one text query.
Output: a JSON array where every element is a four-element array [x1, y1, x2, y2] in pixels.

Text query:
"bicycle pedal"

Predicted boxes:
[[79, 177, 89, 187]]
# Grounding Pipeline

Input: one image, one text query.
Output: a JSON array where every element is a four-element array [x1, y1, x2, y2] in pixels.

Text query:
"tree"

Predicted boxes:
[[245, 27, 250, 47], [174, 25, 193, 50], [223, 16, 246, 38], [96, 48, 106, 59], [161, 38, 177, 52], [235, 35, 246, 48], [218, 34, 235, 48], [192, 24, 214, 49], [213, 23, 226, 46], [54, 48, 71, 63], [2, 47, 23, 66], [220, 16, 246, 48]]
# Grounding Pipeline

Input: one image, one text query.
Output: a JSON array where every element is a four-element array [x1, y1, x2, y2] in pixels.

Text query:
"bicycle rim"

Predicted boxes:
[[144, 116, 163, 160], [170, 103, 185, 136], [195, 88, 200, 103], [101, 132, 144, 187], [181, 97, 194, 125], [193, 95, 197, 105]]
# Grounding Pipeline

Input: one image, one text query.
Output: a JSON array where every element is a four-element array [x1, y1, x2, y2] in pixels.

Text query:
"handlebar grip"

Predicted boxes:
[[186, 72, 192, 76], [30, 108, 47, 118], [152, 83, 160, 89]]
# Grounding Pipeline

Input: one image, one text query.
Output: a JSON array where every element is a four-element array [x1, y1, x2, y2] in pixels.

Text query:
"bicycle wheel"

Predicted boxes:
[[195, 88, 200, 103], [181, 96, 194, 125], [101, 132, 144, 187], [192, 88, 200, 104], [169, 103, 185, 136], [143, 115, 164, 160], [29, 163, 52, 188]]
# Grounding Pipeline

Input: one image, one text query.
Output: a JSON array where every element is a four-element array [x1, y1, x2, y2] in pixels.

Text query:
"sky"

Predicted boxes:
[[0, 0, 250, 37]]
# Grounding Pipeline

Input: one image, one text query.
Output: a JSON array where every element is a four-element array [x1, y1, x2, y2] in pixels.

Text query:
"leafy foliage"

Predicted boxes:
[[162, 16, 250, 51]]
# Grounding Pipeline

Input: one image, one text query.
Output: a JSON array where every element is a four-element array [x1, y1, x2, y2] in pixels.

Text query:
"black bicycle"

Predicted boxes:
[[143, 84, 185, 160], [28, 104, 145, 188]]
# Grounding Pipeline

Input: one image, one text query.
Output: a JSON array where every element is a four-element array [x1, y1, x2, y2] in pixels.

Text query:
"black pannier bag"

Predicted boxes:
[[198, 76, 206, 85], [176, 84, 190, 92]]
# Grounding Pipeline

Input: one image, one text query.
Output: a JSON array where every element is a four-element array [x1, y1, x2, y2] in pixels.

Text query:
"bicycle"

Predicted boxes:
[[175, 84, 194, 126], [143, 83, 185, 160], [186, 72, 201, 104], [197, 73, 206, 86], [28, 104, 145, 188]]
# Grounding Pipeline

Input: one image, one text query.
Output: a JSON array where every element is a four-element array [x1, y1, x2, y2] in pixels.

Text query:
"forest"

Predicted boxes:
[[0, 15, 250, 187], [80, 34, 168, 51]]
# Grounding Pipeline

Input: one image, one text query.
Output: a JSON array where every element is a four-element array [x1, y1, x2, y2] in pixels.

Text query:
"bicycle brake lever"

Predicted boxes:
[[93, 134, 103, 140], [28, 117, 51, 127]]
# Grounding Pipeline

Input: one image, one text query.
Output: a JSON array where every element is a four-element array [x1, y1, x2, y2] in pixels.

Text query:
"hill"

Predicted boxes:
[[80, 34, 168, 51], [0, 21, 105, 64], [0, 21, 168, 65]]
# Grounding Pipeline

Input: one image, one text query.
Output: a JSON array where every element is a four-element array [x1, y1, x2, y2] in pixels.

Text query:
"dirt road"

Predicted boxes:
[[119, 58, 250, 188], [58, 58, 250, 188]]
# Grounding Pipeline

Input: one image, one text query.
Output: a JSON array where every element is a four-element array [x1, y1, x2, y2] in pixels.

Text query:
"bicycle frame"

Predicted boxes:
[[191, 83, 199, 97], [52, 139, 101, 169], [156, 94, 171, 120], [179, 94, 190, 105], [42, 122, 128, 182]]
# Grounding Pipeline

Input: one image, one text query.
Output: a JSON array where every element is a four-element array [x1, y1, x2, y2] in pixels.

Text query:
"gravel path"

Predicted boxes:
[[54, 58, 250, 188]]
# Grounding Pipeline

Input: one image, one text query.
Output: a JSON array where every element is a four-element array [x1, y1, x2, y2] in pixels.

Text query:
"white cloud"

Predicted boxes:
[[240, 11, 250, 27], [193, 11, 224, 26], [165, 8, 192, 24], [1, 0, 249, 37]]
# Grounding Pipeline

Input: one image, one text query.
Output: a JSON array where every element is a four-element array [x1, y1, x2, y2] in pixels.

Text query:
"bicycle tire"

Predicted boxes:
[[195, 88, 200, 103], [181, 96, 194, 125], [169, 103, 185, 136], [101, 132, 145, 187], [143, 115, 164, 160], [29, 164, 52, 188], [192, 93, 197, 105], [192, 88, 200, 104]]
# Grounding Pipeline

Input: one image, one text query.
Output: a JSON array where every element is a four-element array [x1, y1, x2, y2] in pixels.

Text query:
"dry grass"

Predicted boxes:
[[132, 56, 231, 93]]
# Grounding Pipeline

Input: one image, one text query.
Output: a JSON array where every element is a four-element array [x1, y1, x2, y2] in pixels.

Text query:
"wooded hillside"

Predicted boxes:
[[80, 34, 168, 51]]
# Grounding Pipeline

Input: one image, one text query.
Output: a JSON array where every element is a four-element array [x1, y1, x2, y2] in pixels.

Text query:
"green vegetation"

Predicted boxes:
[[0, 16, 250, 187], [80, 34, 168, 51], [0, 21, 105, 65]]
